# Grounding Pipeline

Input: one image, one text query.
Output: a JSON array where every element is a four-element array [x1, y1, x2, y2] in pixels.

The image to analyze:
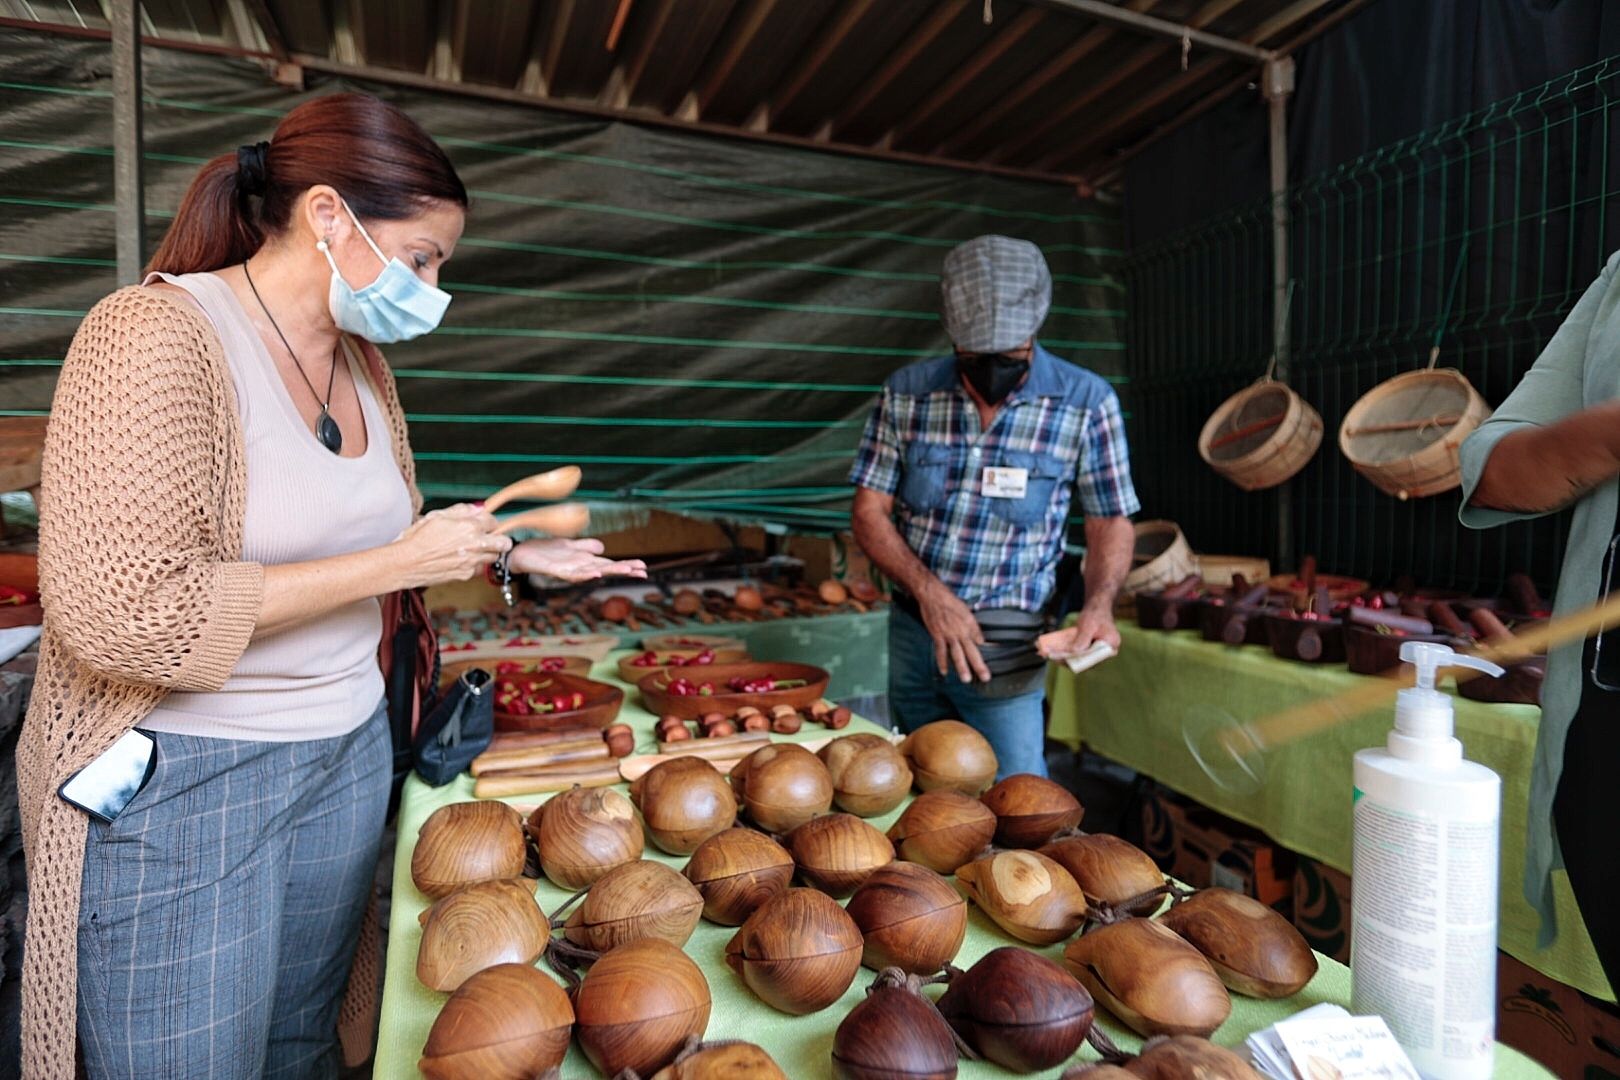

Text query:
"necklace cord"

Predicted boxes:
[[242, 258, 338, 411]]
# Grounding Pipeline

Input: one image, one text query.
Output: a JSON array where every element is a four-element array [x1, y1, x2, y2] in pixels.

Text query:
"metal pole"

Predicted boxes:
[[111, 0, 145, 283], [1266, 56, 1296, 571], [1031, 0, 1273, 63]]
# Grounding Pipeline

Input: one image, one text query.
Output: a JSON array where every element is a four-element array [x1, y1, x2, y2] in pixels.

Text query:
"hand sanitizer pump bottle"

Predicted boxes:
[[1351, 641, 1504, 1080]]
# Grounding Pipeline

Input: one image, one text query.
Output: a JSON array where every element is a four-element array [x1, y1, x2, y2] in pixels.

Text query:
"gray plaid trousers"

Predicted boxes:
[[76, 702, 390, 1080]]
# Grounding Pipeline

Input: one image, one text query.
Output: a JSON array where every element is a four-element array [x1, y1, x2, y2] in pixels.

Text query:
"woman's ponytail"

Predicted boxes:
[[145, 94, 466, 278], [144, 145, 266, 276]]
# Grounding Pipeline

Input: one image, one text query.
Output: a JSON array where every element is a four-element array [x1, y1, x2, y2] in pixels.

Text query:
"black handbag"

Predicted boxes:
[[411, 667, 494, 786]]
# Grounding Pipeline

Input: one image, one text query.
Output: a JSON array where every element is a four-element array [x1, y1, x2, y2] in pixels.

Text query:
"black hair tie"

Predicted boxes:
[[235, 141, 270, 197]]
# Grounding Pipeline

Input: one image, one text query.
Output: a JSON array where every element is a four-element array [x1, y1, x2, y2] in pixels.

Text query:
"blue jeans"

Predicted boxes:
[[888, 605, 1048, 778]]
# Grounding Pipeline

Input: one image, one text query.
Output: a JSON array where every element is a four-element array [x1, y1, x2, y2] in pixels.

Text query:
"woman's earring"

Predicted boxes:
[[316, 234, 333, 253]]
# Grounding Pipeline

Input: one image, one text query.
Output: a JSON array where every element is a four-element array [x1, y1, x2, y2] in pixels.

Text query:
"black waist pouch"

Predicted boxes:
[[412, 668, 494, 786]]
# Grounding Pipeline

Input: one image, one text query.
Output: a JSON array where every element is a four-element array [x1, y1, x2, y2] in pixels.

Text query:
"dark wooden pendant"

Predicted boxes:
[[316, 409, 343, 454]]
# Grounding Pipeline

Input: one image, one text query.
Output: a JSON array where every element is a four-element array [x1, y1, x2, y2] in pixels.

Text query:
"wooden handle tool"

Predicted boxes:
[[495, 503, 590, 537], [485, 729, 602, 754], [473, 761, 620, 798], [470, 742, 610, 777]]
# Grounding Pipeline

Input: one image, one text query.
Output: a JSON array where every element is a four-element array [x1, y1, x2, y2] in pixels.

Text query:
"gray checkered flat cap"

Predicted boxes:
[[940, 235, 1052, 354]]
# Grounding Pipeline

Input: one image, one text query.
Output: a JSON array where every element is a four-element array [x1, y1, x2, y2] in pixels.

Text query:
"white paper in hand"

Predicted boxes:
[[1063, 641, 1117, 674]]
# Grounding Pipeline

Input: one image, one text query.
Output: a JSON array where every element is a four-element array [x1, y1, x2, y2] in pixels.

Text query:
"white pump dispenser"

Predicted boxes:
[[1351, 642, 1504, 1079]]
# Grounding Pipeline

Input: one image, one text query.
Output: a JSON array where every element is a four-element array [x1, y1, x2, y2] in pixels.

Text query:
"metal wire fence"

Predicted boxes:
[[1124, 54, 1620, 595]]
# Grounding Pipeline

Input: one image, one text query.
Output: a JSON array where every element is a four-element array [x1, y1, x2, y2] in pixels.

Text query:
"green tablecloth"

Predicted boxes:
[[375, 651, 1551, 1078], [1046, 622, 1613, 1004]]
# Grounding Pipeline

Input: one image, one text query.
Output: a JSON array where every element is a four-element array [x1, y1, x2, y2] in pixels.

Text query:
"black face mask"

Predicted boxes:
[[958, 352, 1030, 405]]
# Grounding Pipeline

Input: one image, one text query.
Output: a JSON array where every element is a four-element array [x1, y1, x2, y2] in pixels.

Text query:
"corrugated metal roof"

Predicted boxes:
[[0, 0, 1363, 186]]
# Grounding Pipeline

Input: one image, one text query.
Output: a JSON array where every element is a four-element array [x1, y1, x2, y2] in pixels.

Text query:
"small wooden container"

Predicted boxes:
[[1339, 368, 1489, 500], [1263, 613, 1346, 664], [493, 672, 624, 732], [1199, 379, 1322, 491], [616, 648, 750, 684], [441, 655, 591, 689], [1122, 520, 1196, 596], [638, 662, 830, 721]]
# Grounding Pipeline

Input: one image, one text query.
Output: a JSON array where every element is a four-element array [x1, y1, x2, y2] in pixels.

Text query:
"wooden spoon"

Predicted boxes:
[[495, 503, 590, 537], [484, 467, 582, 513]]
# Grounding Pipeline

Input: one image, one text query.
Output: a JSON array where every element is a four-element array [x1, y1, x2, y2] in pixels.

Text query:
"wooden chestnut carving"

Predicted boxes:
[[412, 801, 527, 899], [418, 963, 572, 1080], [683, 826, 796, 925], [527, 785, 643, 890], [886, 790, 996, 874], [786, 813, 894, 897], [981, 773, 1084, 848], [1062, 918, 1232, 1037], [630, 756, 738, 855], [845, 861, 966, 974], [1039, 834, 1167, 915], [729, 743, 834, 834], [1060, 1068, 1137, 1080], [936, 946, 1094, 1071], [416, 878, 549, 992], [649, 1036, 789, 1079], [900, 720, 998, 794], [954, 850, 1090, 945], [1156, 888, 1317, 998], [1119, 1034, 1265, 1079], [819, 733, 913, 817], [831, 971, 959, 1080], [573, 938, 712, 1077], [561, 859, 703, 952], [725, 887, 863, 1014]]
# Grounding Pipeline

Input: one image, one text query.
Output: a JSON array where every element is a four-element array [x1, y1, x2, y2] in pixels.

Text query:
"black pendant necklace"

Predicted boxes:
[[243, 259, 343, 454]]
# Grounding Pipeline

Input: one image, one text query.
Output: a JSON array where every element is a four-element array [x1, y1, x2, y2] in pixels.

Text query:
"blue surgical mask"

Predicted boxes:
[[317, 199, 451, 343]]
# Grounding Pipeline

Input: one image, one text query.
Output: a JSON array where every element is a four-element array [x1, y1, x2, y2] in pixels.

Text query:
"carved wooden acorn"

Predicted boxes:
[[900, 720, 998, 794], [831, 971, 960, 1080], [936, 946, 1095, 1072], [981, 773, 1085, 848], [1156, 888, 1317, 998], [630, 756, 738, 855], [845, 861, 966, 974], [886, 790, 997, 874], [649, 1036, 790, 1079], [416, 878, 550, 992], [561, 859, 703, 952], [725, 887, 863, 1014], [418, 963, 573, 1080], [1119, 1034, 1266, 1079], [682, 826, 796, 925], [786, 812, 895, 897], [573, 938, 712, 1077], [729, 743, 835, 833], [819, 733, 913, 817], [412, 801, 527, 899], [527, 785, 643, 890], [955, 849, 1090, 945], [1062, 918, 1232, 1038], [1039, 834, 1167, 915]]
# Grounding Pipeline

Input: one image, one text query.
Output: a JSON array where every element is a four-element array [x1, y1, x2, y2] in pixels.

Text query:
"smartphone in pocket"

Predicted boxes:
[[58, 729, 156, 824]]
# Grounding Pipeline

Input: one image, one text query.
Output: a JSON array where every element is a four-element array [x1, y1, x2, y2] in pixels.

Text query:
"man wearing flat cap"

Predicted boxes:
[[849, 235, 1138, 778]]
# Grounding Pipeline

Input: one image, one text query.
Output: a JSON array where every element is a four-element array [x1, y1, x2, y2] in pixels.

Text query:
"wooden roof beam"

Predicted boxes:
[[933, 0, 1159, 158], [694, 0, 778, 116], [1029, 0, 1269, 62], [827, 0, 969, 140], [986, 0, 1247, 164], [888, 3, 1045, 147], [619, 0, 679, 105], [768, 0, 878, 122]]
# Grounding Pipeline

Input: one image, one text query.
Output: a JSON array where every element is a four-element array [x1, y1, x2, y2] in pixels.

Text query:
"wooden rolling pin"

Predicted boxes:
[[485, 729, 602, 755], [1428, 601, 1474, 639], [473, 760, 620, 798], [656, 730, 771, 757], [1469, 606, 1518, 646], [470, 741, 609, 777], [1162, 574, 1203, 600]]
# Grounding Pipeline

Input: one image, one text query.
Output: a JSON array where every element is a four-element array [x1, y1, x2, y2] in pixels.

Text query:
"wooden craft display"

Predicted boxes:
[[1338, 366, 1488, 499]]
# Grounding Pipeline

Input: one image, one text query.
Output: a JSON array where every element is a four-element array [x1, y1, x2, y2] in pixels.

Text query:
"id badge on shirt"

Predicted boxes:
[[982, 466, 1028, 498]]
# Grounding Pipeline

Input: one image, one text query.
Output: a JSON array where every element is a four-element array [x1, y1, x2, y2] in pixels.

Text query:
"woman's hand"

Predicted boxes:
[[508, 538, 648, 583], [389, 504, 511, 589]]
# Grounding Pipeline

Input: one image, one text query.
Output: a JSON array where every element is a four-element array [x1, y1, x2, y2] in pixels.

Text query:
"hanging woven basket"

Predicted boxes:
[[1122, 520, 1196, 595], [1338, 367, 1489, 500], [1198, 379, 1322, 491]]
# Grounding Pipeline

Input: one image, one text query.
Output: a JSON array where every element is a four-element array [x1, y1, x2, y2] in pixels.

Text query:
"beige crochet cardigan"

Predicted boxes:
[[18, 285, 421, 1077]]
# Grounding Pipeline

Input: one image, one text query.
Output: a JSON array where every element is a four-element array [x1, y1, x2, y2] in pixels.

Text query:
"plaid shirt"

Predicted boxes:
[[849, 346, 1139, 612]]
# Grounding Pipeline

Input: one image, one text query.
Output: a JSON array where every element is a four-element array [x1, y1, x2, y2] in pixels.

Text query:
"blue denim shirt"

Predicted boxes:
[[849, 345, 1139, 611]]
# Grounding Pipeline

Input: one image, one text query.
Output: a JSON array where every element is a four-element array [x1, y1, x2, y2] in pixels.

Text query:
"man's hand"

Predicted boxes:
[[918, 582, 992, 683], [1037, 603, 1121, 660], [508, 538, 648, 583]]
